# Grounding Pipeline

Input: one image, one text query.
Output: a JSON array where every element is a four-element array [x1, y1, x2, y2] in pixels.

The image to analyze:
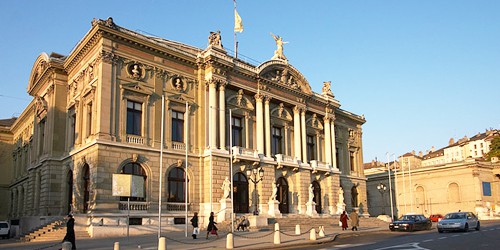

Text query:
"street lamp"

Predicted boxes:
[[247, 167, 264, 215], [377, 183, 387, 215]]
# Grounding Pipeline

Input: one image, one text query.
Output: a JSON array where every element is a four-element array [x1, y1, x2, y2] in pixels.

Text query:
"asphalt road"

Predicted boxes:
[[290, 220, 500, 250]]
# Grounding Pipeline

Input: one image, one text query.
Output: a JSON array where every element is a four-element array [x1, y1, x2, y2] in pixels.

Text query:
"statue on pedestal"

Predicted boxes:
[[270, 33, 288, 61], [222, 177, 231, 199]]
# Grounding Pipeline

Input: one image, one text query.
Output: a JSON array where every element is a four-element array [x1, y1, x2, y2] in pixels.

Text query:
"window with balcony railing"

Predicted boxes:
[[126, 100, 142, 136], [272, 126, 283, 155], [172, 111, 184, 142], [231, 116, 243, 147]]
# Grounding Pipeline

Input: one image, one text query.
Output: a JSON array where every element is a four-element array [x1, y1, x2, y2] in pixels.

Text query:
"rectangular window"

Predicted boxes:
[[86, 102, 93, 137], [70, 111, 76, 147], [172, 110, 184, 142], [350, 151, 355, 171], [126, 101, 142, 135], [482, 182, 491, 196], [480, 143, 483, 148], [231, 116, 243, 147], [306, 135, 315, 161], [336, 147, 339, 167], [39, 118, 45, 155], [271, 126, 283, 155]]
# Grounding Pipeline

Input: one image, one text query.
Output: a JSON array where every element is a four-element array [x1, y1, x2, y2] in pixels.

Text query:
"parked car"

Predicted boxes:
[[389, 214, 432, 232], [437, 212, 480, 233], [0, 221, 10, 239], [429, 214, 443, 222]]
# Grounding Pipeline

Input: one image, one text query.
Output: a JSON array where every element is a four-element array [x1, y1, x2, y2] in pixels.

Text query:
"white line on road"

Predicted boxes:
[[438, 237, 447, 240], [423, 239, 434, 242], [451, 234, 459, 237]]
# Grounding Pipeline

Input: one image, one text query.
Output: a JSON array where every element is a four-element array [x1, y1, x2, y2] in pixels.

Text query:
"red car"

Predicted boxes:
[[430, 214, 443, 222]]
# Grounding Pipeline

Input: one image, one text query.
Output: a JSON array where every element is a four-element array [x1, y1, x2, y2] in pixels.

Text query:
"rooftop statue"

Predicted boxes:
[[270, 33, 288, 62]]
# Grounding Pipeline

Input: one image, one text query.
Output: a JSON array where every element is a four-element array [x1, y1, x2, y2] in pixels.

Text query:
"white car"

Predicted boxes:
[[0, 221, 10, 239], [437, 212, 480, 233]]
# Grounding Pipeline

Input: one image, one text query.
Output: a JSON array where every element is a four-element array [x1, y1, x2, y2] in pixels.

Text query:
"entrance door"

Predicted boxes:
[[83, 165, 90, 213], [67, 171, 73, 214], [277, 177, 289, 214], [312, 181, 321, 214], [233, 173, 249, 213]]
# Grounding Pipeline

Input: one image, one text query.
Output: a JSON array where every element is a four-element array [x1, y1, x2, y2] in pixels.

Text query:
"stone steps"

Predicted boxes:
[[21, 220, 90, 242]]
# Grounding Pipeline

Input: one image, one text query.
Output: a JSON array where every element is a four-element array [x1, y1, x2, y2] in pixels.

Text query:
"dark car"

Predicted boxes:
[[429, 214, 443, 222], [389, 214, 432, 232]]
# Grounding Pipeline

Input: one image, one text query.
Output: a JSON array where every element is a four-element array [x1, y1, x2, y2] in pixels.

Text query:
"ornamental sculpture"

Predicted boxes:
[[270, 33, 288, 61]]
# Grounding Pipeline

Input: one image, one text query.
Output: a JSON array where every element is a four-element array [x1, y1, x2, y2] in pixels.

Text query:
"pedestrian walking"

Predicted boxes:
[[340, 211, 349, 230], [62, 214, 76, 249], [190, 212, 199, 239], [206, 212, 218, 239], [350, 209, 359, 231]]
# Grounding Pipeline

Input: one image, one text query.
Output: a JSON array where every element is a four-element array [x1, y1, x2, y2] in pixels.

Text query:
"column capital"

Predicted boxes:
[[293, 105, 300, 114], [255, 93, 264, 102], [264, 95, 272, 104], [218, 81, 227, 91]]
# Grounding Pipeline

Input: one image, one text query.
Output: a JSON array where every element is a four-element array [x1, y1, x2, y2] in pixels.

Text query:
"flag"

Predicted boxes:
[[234, 9, 243, 33]]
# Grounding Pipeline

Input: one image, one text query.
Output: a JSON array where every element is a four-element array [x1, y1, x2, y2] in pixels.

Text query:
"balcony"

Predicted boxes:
[[172, 141, 186, 151], [126, 135, 145, 145], [231, 146, 260, 163], [119, 201, 149, 211], [166, 202, 190, 212], [276, 154, 298, 168]]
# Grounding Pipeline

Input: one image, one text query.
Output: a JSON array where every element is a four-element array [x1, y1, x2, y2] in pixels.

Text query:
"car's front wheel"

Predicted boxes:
[[463, 223, 469, 232], [475, 222, 480, 231], [438, 229, 443, 233]]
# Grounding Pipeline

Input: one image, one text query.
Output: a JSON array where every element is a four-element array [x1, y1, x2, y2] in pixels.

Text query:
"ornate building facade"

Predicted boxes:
[[4, 18, 367, 236]]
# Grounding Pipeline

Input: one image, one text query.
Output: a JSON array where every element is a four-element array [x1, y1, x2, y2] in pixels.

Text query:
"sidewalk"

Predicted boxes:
[[0, 224, 386, 250]]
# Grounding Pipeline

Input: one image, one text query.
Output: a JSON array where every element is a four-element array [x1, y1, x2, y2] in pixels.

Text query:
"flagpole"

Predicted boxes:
[[185, 101, 189, 238], [234, 0, 238, 59]]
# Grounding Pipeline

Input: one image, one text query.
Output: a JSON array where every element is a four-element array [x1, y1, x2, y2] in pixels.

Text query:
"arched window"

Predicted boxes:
[[233, 172, 249, 213], [120, 162, 146, 201], [167, 167, 186, 202], [448, 183, 460, 202], [415, 186, 425, 206]]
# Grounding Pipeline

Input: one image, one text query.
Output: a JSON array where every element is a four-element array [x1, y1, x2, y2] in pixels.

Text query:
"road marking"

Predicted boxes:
[[373, 242, 430, 250], [451, 234, 459, 237], [422, 239, 433, 242], [438, 237, 447, 240]]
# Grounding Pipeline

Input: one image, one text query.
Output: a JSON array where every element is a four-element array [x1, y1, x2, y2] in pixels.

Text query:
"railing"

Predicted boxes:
[[126, 135, 145, 145], [166, 202, 190, 212], [119, 201, 149, 211], [232, 146, 258, 157], [172, 141, 186, 151]]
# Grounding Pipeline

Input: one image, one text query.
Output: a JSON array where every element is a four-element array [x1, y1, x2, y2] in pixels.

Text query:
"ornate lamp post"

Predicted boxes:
[[377, 183, 387, 215], [247, 167, 264, 215]]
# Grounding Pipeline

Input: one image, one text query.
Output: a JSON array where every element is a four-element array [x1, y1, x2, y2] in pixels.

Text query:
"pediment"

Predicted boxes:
[[270, 103, 292, 121], [257, 60, 312, 95], [227, 89, 255, 110], [120, 82, 154, 96]]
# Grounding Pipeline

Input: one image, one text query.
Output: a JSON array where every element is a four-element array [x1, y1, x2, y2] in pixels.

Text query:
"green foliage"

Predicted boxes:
[[486, 136, 500, 160]]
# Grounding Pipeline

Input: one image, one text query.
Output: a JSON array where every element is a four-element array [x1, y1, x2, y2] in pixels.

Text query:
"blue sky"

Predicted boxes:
[[0, 0, 499, 162]]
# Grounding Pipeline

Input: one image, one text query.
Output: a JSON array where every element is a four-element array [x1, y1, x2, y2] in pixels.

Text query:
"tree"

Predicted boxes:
[[486, 136, 500, 160]]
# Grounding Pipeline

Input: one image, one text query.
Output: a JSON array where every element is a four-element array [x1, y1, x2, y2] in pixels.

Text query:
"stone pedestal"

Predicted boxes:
[[306, 201, 318, 217], [248, 215, 268, 228], [336, 202, 346, 214], [218, 198, 232, 222], [267, 200, 282, 218]]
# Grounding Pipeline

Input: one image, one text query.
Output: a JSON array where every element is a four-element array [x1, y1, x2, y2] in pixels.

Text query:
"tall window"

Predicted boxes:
[[307, 135, 315, 161], [172, 111, 184, 142], [69, 110, 76, 147], [167, 167, 186, 202], [39, 118, 46, 156], [120, 163, 146, 201], [86, 102, 93, 137], [231, 116, 243, 147], [350, 151, 355, 171], [335, 147, 339, 167], [271, 126, 283, 155], [126, 101, 142, 135]]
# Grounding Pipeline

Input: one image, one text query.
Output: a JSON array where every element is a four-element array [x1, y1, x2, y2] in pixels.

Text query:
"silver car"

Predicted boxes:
[[437, 212, 480, 233]]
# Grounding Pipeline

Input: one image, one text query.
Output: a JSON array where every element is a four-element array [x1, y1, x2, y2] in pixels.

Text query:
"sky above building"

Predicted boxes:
[[0, 0, 499, 162]]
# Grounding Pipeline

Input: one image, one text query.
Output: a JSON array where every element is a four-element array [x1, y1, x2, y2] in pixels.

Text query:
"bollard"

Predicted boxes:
[[309, 228, 317, 241], [319, 226, 325, 237], [274, 223, 281, 245], [226, 233, 234, 249], [114, 242, 120, 250], [62, 242, 72, 250], [295, 224, 301, 235], [158, 237, 166, 250]]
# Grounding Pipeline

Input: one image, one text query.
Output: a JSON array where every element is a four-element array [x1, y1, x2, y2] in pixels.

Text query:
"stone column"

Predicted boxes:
[[208, 81, 217, 149], [300, 108, 307, 163], [324, 117, 331, 165], [293, 106, 302, 161], [244, 112, 250, 149], [255, 94, 264, 154], [265, 96, 271, 157], [284, 124, 289, 156], [219, 84, 226, 150], [330, 118, 338, 169], [315, 132, 321, 161]]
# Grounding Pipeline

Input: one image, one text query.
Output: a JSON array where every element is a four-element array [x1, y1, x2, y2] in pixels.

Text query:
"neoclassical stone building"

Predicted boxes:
[[365, 129, 500, 220], [5, 17, 367, 236]]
